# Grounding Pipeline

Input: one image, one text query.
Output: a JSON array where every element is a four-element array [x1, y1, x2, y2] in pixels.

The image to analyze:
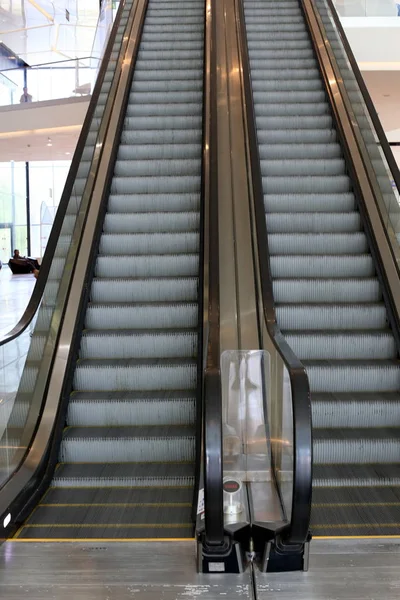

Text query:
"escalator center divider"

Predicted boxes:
[[235, 0, 313, 558]]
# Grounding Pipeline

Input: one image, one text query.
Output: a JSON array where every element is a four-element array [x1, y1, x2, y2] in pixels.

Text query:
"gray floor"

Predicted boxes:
[[1, 538, 400, 599]]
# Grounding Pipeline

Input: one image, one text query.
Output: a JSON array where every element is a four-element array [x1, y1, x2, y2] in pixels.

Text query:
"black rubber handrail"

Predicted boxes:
[[0, 1, 126, 347], [202, 0, 225, 547], [323, 0, 400, 200], [237, 0, 313, 546]]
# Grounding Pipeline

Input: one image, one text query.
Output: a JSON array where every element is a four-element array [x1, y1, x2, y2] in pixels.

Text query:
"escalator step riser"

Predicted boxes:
[[85, 304, 198, 329], [250, 58, 317, 70], [108, 193, 200, 213], [273, 278, 380, 303], [114, 158, 201, 177], [314, 438, 400, 464], [259, 143, 341, 159], [251, 69, 321, 81], [68, 398, 195, 427], [111, 176, 201, 195], [126, 104, 202, 118], [99, 232, 199, 255], [255, 115, 332, 129], [268, 233, 367, 254], [120, 129, 202, 144], [285, 333, 396, 360], [264, 193, 355, 213], [253, 79, 323, 92], [103, 212, 200, 233], [60, 438, 195, 463], [266, 213, 360, 233], [74, 363, 197, 392], [261, 158, 345, 176], [123, 115, 202, 129], [90, 278, 198, 303], [129, 91, 202, 104], [95, 255, 199, 278], [264, 176, 351, 194], [276, 304, 387, 330], [306, 364, 400, 393], [117, 143, 202, 160], [312, 399, 400, 428], [257, 129, 336, 144], [80, 331, 197, 360], [270, 255, 374, 278]]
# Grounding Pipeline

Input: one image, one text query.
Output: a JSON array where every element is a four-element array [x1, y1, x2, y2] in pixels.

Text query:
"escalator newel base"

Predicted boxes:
[[261, 535, 311, 573], [197, 535, 246, 574]]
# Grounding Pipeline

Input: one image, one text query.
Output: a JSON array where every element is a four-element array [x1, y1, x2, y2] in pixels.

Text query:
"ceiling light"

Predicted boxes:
[[65, 151, 70, 155]]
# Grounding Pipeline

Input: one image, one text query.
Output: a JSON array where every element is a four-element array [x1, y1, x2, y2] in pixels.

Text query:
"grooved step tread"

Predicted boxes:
[[313, 427, 400, 441], [76, 357, 197, 367], [25, 504, 192, 526], [63, 425, 195, 440], [70, 390, 197, 402], [43, 486, 193, 505], [16, 525, 192, 539]]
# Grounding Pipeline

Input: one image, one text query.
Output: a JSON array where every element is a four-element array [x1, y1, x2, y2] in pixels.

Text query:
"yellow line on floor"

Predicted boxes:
[[9, 538, 195, 543], [21, 523, 193, 528], [313, 502, 400, 508], [313, 523, 400, 529], [313, 535, 400, 540], [40, 503, 191, 508]]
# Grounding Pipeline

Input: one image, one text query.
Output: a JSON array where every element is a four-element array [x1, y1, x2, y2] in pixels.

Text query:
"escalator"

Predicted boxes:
[[242, 0, 400, 537], [11, 0, 205, 540]]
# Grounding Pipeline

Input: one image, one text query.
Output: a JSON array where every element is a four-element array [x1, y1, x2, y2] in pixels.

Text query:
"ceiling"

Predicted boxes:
[[0, 124, 80, 161], [362, 70, 400, 140]]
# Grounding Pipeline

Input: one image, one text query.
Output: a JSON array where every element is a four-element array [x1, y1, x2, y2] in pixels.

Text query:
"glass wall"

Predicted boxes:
[[0, 160, 70, 264], [333, 0, 400, 17]]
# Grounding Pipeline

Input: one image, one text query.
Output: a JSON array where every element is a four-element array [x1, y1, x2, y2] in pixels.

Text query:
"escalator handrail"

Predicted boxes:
[[201, 0, 225, 547], [322, 0, 400, 203], [0, 0, 126, 347], [237, 0, 313, 546]]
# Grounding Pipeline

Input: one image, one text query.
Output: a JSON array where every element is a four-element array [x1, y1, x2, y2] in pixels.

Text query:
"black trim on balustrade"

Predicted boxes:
[[192, 0, 208, 527], [2, 0, 150, 535], [0, 0, 125, 347], [237, 0, 313, 548], [324, 0, 400, 199], [202, 0, 225, 548]]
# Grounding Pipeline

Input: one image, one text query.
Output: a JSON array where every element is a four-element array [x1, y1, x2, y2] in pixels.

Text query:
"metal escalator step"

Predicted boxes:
[[248, 39, 312, 51], [260, 158, 345, 176], [114, 158, 200, 177], [25, 504, 192, 526], [251, 59, 317, 70], [52, 462, 194, 487], [17, 524, 192, 539], [276, 303, 387, 330], [304, 360, 400, 393], [74, 358, 197, 392], [43, 486, 193, 504], [117, 143, 202, 160], [95, 254, 199, 277], [263, 175, 351, 194], [284, 331, 396, 360], [312, 392, 400, 428], [266, 213, 361, 233], [120, 129, 201, 145], [99, 232, 199, 255], [258, 129, 336, 144], [60, 425, 196, 462], [256, 115, 332, 129], [264, 193, 355, 213], [80, 329, 197, 360], [90, 277, 198, 303], [268, 233, 367, 255], [270, 254, 374, 277], [130, 78, 203, 93], [313, 427, 400, 463], [273, 278, 380, 303], [103, 212, 200, 233], [108, 193, 200, 213], [85, 302, 198, 329], [68, 390, 196, 426], [111, 175, 201, 195], [259, 143, 341, 159], [313, 464, 400, 487]]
